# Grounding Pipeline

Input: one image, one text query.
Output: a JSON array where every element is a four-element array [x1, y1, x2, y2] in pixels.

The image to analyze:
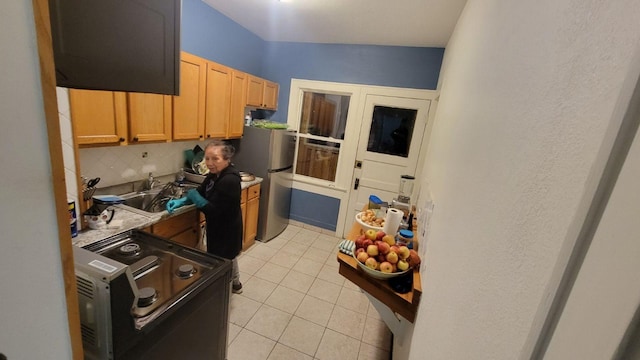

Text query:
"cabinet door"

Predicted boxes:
[[228, 70, 247, 138], [205, 62, 231, 139], [241, 201, 248, 250], [69, 89, 127, 146], [263, 81, 279, 110], [246, 75, 264, 107], [244, 195, 259, 249], [172, 52, 206, 140], [171, 227, 199, 249], [152, 209, 197, 239], [128, 93, 172, 143]]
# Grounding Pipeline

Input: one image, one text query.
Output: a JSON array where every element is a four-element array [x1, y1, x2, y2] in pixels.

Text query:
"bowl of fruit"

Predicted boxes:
[[355, 209, 385, 232], [352, 230, 421, 280]]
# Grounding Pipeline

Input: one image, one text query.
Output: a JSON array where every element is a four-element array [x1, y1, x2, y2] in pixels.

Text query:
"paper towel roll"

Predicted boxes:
[[383, 208, 404, 235]]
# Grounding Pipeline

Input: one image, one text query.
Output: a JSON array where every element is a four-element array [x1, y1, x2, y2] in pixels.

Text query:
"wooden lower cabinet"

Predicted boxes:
[[151, 209, 199, 248], [242, 184, 260, 251]]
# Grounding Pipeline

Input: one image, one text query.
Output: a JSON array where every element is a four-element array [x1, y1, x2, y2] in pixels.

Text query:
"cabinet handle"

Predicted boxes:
[[119, 137, 125, 142], [207, 134, 211, 138], [133, 137, 139, 142], [199, 135, 203, 139]]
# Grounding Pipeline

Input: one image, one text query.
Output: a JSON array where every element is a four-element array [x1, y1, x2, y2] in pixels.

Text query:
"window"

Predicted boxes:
[[367, 106, 417, 158], [294, 91, 350, 182]]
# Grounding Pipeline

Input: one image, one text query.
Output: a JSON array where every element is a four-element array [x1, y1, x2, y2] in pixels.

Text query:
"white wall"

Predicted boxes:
[[0, 2, 72, 359], [411, 0, 640, 358]]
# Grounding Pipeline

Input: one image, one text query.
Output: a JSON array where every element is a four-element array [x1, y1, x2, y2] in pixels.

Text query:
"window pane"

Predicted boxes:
[[299, 92, 349, 139], [295, 138, 341, 182], [367, 106, 416, 157]]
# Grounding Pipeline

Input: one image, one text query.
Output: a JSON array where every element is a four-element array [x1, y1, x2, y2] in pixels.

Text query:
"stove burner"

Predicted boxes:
[[119, 243, 141, 256], [178, 264, 196, 278], [137, 287, 157, 307]]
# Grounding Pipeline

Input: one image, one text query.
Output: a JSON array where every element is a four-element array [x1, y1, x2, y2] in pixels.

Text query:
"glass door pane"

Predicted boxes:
[[366, 106, 416, 158]]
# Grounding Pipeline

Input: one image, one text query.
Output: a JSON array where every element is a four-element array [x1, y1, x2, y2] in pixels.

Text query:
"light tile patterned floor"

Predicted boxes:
[[227, 222, 392, 360]]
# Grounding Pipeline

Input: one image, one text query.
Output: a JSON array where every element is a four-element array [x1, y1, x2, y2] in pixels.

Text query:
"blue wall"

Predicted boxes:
[[289, 189, 341, 231], [181, 0, 265, 75], [262, 42, 444, 122], [181, 2, 444, 231]]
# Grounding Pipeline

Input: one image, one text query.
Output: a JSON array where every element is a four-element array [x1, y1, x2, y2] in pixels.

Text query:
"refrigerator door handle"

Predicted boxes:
[[268, 165, 293, 173]]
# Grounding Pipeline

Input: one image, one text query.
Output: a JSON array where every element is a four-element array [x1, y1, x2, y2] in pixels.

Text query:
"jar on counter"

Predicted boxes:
[[396, 229, 414, 248]]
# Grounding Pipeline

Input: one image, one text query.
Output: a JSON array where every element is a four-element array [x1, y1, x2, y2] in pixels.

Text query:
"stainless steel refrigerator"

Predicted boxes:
[[232, 126, 296, 242]]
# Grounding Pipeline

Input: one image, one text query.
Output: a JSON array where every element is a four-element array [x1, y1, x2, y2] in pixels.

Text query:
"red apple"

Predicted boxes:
[[362, 239, 373, 249], [364, 257, 378, 270], [364, 229, 377, 241], [375, 230, 386, 241], [386, 251, 399, 264], [397, 259, 409, 271], [391, 263, 398, 273], [377, 241, 390, 255], [354, 235, 366, 249], [382, 234, 396, 246], [379, 261, 393, 273], [408, 249, 422, 268], [377, 254, 386, 263], [355, 247, 366, 257], [390, 245, 400, 254], [397, 245, 410, 260], [366, 244, 379, 256], [356, 251, 369, 263]]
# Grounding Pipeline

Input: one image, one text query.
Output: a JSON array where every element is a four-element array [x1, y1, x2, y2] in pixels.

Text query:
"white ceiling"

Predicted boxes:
[[201, 0, 468, 47]]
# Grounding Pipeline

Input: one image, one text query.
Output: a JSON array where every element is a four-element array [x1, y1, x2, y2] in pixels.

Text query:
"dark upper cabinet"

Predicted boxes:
[[48, 0, 181, 95]]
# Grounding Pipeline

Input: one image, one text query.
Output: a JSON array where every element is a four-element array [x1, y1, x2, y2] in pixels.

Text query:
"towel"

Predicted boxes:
[[337, 239, 355, 256]]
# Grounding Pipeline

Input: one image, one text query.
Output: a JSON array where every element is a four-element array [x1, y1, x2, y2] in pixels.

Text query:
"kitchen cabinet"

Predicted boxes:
[[69, 89, 128, 146], [246, 75, 279, 110], [243, 183, 260, 250], [151, 208, 199, 249], [69, 89, 171, 146], [127, 92, 172, 143], [228, 70, 248, 138], [205, 61, 232, 139], [172, 52, 207, 140]]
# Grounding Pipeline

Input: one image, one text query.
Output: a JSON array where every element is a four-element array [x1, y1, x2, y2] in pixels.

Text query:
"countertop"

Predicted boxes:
[[73, 177, 263, 248], [337, 213, 422, 323]]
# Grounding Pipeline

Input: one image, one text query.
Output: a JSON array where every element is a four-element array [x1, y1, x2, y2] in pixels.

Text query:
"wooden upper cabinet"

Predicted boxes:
[[263, 81, 279, 110], [127, 93, 172, 143], [228, 70, 247, 138], [172, 52, 207, 141], [69, 89, 127, 146], [246, 75, 264, 108], [205, 61, 232, 139], [246, 75, 279, 110]]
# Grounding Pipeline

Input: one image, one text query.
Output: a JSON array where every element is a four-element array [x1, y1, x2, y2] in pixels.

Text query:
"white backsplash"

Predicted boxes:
[[79, 140, 202, 187], [57, 87, 204, 191]]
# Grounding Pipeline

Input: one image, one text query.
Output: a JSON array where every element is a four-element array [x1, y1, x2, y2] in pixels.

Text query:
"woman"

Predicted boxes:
[[167, 140, 244, 293]]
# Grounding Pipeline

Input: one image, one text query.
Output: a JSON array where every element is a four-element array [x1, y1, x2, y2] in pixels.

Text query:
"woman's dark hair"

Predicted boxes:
[[205, 140, 235, 160]]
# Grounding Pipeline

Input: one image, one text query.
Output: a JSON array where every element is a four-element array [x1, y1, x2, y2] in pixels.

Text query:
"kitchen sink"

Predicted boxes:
[[119, 190, 169, 213], [118, 182, 199, 214]]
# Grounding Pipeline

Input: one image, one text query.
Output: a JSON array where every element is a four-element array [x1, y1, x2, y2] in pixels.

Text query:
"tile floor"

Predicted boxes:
[[227, 222, 393, 360]]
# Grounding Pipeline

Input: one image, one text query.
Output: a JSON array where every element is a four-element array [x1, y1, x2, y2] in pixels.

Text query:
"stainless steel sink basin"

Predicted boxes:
[[118, 182, 199, 214], [119, 190, 169, 213]]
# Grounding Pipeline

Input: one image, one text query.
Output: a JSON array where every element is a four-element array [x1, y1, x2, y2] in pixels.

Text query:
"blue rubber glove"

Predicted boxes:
[[186, 189, 209, 208], [166, 197, 191, 214]]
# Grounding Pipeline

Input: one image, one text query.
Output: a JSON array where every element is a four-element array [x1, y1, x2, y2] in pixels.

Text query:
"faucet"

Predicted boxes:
[[143, 172, 158, 190]]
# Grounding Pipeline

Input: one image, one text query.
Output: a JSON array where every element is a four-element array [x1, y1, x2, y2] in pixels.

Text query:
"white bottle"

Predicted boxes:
[[245, 113, 252, 126]]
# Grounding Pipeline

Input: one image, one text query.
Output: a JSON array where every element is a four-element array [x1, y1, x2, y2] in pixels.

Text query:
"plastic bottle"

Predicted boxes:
[[245, 113, 252, 126], [396, 229, 414, 248]]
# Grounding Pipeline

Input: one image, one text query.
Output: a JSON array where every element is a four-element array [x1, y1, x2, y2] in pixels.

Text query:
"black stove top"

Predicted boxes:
[[84, 230, 225, 318]]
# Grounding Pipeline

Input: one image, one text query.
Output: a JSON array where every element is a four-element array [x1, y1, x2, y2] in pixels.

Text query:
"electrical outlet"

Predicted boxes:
[[142, 152, 148, 158]]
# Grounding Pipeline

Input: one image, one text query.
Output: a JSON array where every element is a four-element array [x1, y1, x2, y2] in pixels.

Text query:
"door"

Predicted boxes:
[[344, 95, 431, 235], [172, 52, 206, 140], [205, 61, 231, 139]]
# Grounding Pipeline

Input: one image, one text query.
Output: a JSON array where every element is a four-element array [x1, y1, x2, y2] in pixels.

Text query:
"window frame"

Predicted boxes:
[[287, 79, 363, 192]]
